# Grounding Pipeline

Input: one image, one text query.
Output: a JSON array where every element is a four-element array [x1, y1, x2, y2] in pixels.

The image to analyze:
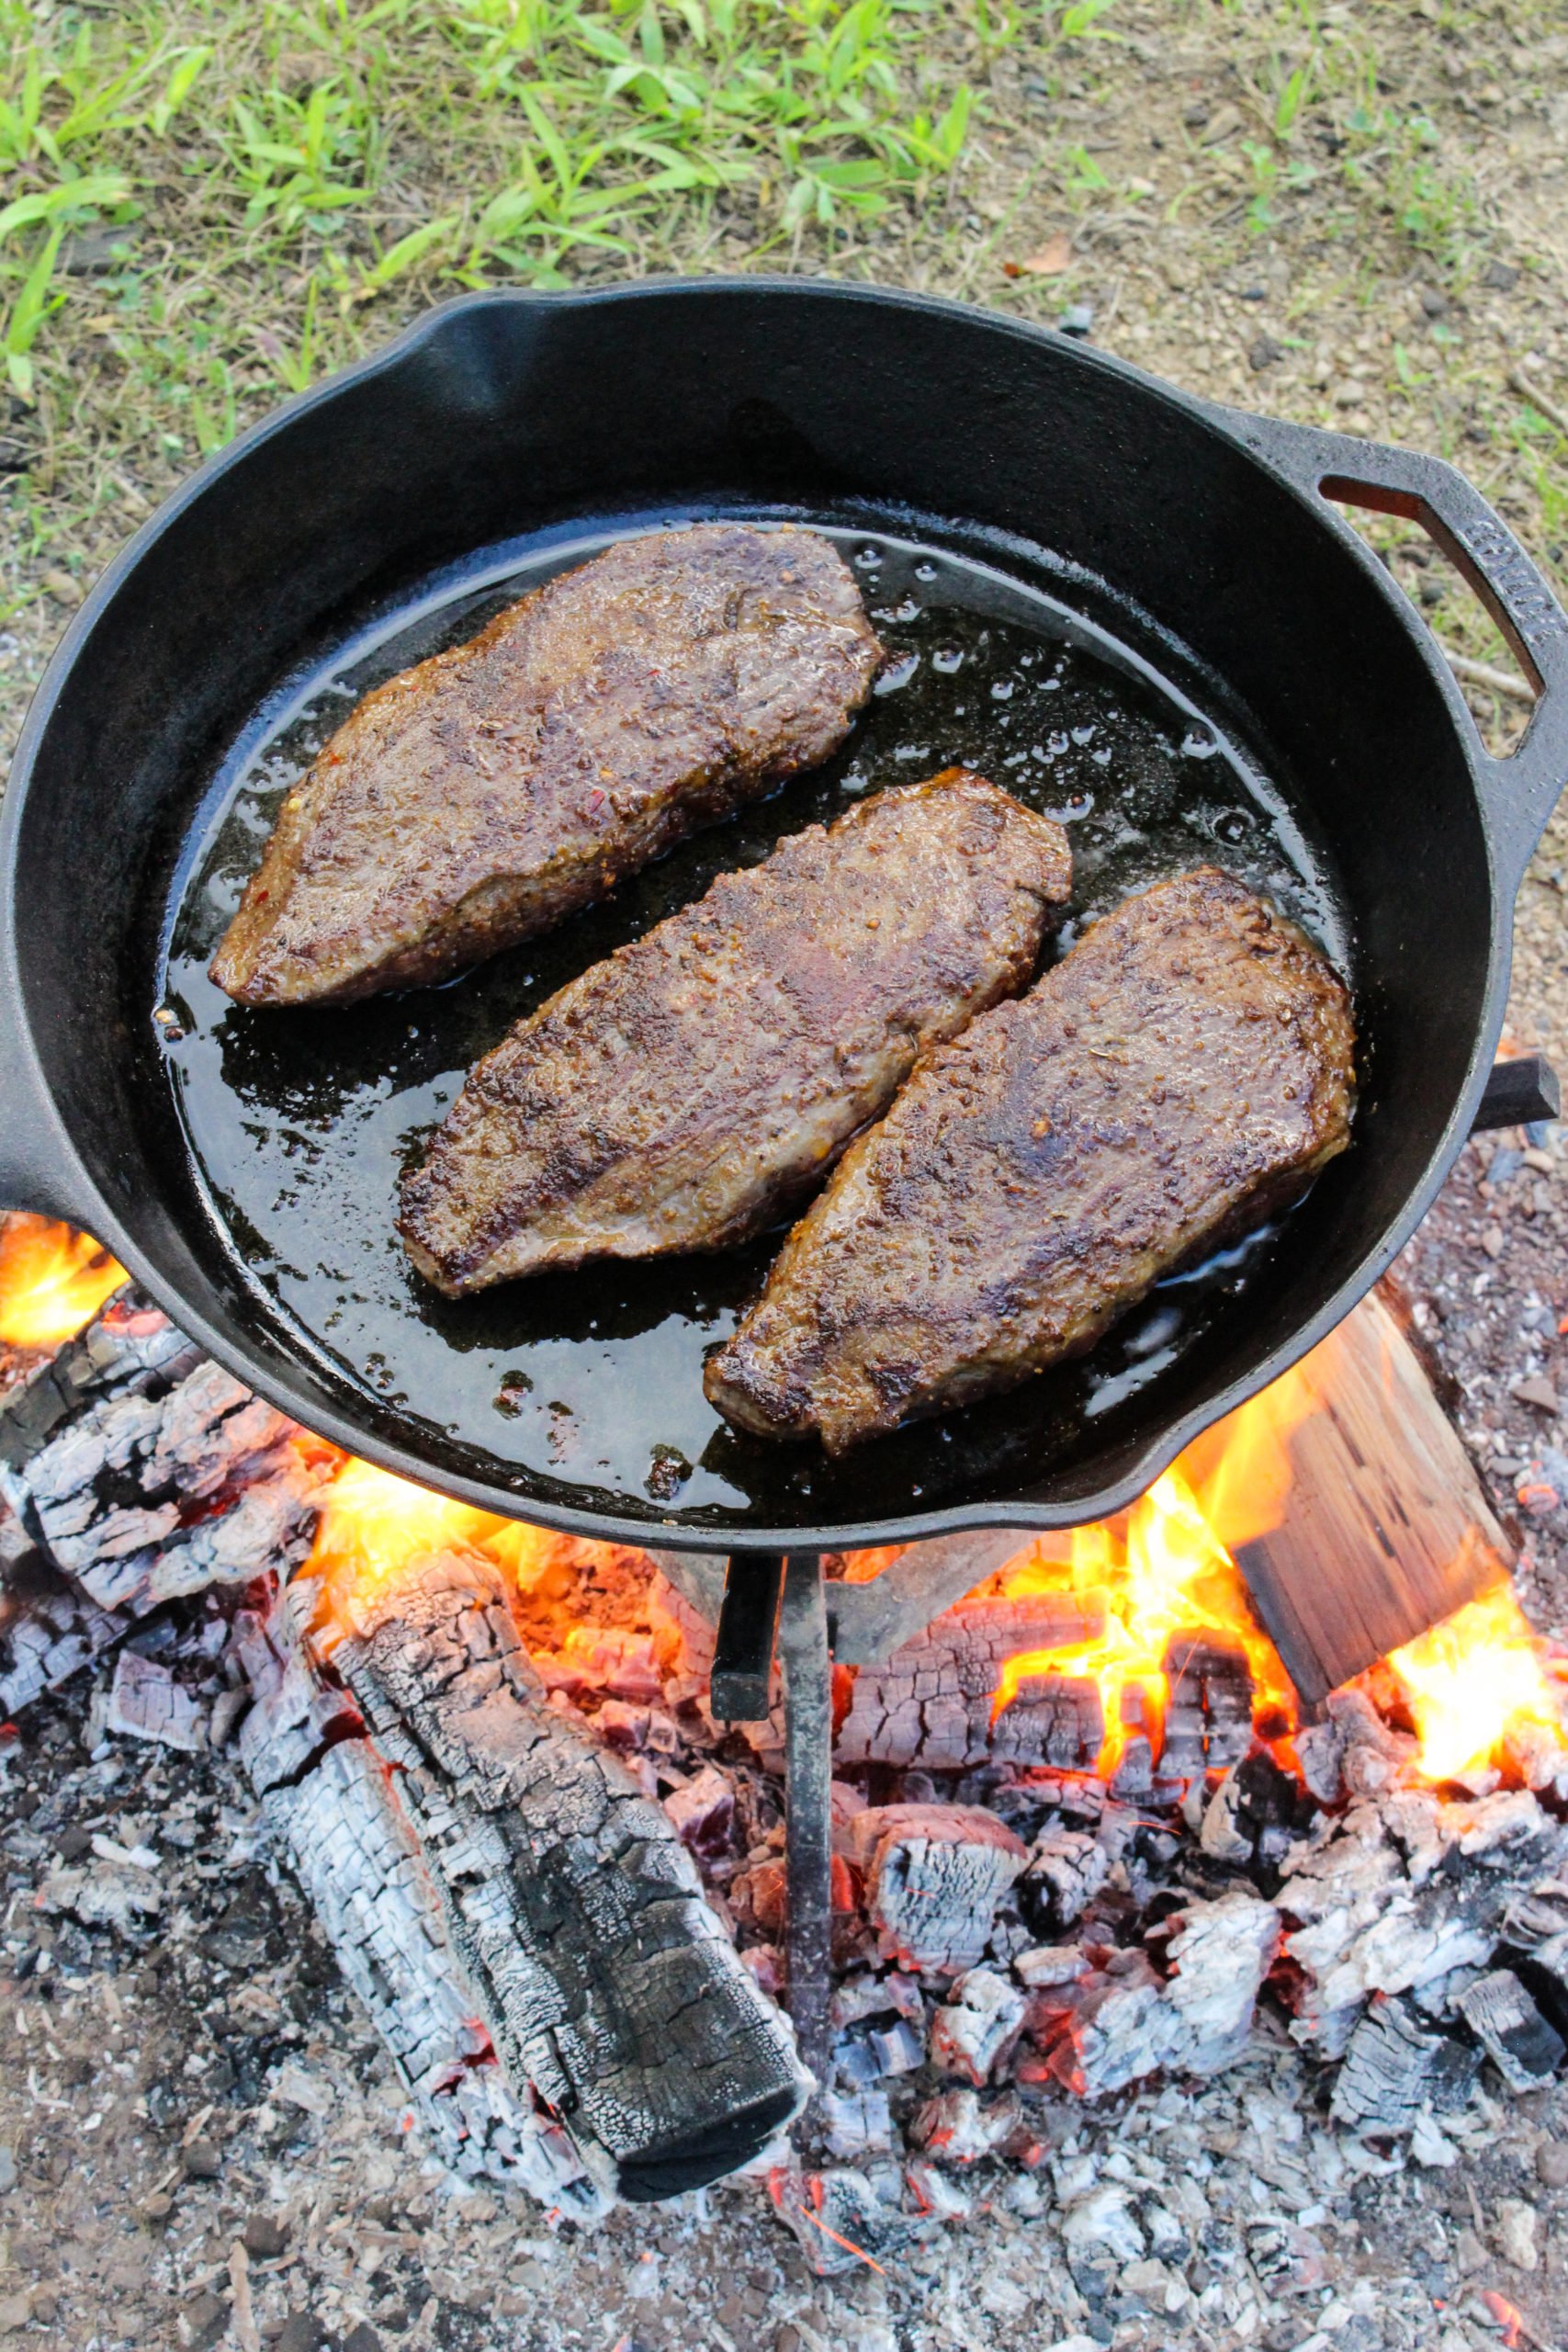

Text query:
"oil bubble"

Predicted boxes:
[[931, 646, 964, 673], [1212, 807, 1257, 844]]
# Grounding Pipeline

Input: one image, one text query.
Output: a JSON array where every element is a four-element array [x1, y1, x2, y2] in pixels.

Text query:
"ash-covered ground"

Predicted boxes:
[[3, 1659, 1568, 2352], [1, 1095, 1567, 2352]]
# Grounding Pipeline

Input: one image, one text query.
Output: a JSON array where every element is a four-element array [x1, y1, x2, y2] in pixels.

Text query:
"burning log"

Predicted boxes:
[[1192, 1287, 1510, 1707], [847, 1804, 1026, 1973], [324, 1551, 809, 2199], [833, 1594, 1103, 1771]]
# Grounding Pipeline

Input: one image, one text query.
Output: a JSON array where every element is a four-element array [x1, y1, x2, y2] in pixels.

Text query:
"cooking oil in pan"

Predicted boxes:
[[159, 521, 1352, 1533]]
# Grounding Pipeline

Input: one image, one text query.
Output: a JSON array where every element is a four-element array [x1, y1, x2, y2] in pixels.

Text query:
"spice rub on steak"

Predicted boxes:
[[705, 865, 1355, 1453], [397, 772, 1071, 1295], [209, 524, 884, 1006]]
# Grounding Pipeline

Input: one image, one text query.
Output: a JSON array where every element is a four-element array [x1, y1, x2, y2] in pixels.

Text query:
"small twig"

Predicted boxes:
[[1510, 365, 1568, 440], [1445, 649, 1538, 707]]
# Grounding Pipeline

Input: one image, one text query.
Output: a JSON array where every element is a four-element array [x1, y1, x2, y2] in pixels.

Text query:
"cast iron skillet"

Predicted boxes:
[[1, 277, 1564, 1554]]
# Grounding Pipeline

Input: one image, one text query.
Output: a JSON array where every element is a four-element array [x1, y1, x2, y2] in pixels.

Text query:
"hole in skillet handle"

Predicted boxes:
[[1321, 470, 1547, 729]]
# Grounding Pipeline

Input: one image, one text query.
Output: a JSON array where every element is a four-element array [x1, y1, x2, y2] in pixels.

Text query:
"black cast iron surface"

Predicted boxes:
[[1, 278, 1565, 1552]]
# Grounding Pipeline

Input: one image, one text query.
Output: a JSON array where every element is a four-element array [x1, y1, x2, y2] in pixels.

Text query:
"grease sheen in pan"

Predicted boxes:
[[158, 518, 1351, 1532]]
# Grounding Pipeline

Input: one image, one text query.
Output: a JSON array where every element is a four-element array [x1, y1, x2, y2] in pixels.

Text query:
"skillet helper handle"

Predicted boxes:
[[0, 969, 94, 1225], [1472, 1054, 1561, 1135], [1242, 413, 1568, 886]]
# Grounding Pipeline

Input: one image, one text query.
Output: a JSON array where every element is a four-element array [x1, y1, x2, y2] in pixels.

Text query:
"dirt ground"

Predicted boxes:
[[4, 3, 1568, 2347]]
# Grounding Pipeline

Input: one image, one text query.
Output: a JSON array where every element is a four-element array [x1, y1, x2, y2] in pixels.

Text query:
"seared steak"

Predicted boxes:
[[211, 525, 883, 1006], [705, 866, 1355, 1452], [398, 772, 1070, 1295]]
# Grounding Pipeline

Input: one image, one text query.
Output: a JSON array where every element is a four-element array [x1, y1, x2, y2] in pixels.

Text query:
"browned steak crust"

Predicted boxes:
[[398, 773, 1071, 1295], [210, 525, 883, 1006], [705, 866, 1356, 1453]]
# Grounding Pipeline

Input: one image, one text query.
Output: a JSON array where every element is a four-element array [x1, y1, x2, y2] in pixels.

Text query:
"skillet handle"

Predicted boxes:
[[1239, 414, 1568, 886], [0, 969, 95, 1225], [1471, 1054, 1560, 1134]]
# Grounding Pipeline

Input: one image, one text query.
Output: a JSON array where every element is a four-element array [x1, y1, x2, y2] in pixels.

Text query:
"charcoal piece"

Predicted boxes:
[[768, 2165, 926, 2277], [929, 1967, 1027, 2085], [848, 1803, 1027, 1974], [105, 1650, 207, 1752], [1278, 1789, 1568, 2059], [1330, 1995, 1449, 2139], [909, 2085, 1021, 2163], [1458, 1967, 1567, 2090], [212, 524, 883, 1004]]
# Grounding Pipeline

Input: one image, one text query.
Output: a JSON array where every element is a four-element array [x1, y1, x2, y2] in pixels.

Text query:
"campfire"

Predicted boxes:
[[5, 1214, 1568, 2267], [0, 1213, 126, 1353]]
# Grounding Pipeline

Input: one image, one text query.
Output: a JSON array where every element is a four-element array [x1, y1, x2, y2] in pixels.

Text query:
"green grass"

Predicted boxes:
[[0, 0, 1562, 724]]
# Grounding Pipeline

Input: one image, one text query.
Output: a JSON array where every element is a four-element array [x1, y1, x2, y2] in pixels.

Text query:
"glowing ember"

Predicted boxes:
[[1387, 1580, 1566, 1784], [0, 1216, 126, 1350], [989, 1469, 1298, 1780]]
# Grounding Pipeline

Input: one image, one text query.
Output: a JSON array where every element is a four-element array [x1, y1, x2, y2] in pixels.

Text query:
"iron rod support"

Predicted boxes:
[[778, 1551, 833, 2110], [710, 1551, 784, 1724]]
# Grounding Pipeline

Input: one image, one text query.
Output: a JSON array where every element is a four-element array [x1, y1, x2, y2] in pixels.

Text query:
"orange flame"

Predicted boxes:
[[0, 1216, 126, 1350], [1386, 1582, 1566, 1784], [990, 1469, 1298, 1778], [303, 1454, 571, 1634]]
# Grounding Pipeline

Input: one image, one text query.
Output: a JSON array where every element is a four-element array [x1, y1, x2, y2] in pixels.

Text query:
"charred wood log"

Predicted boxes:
[[833, 1595, 1104, 1772], [0, 1289, 322, 1619], [238, 1581, 614, 2216], [326, 1552, 809, 2199], [0, 1536, 127, 1716]]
